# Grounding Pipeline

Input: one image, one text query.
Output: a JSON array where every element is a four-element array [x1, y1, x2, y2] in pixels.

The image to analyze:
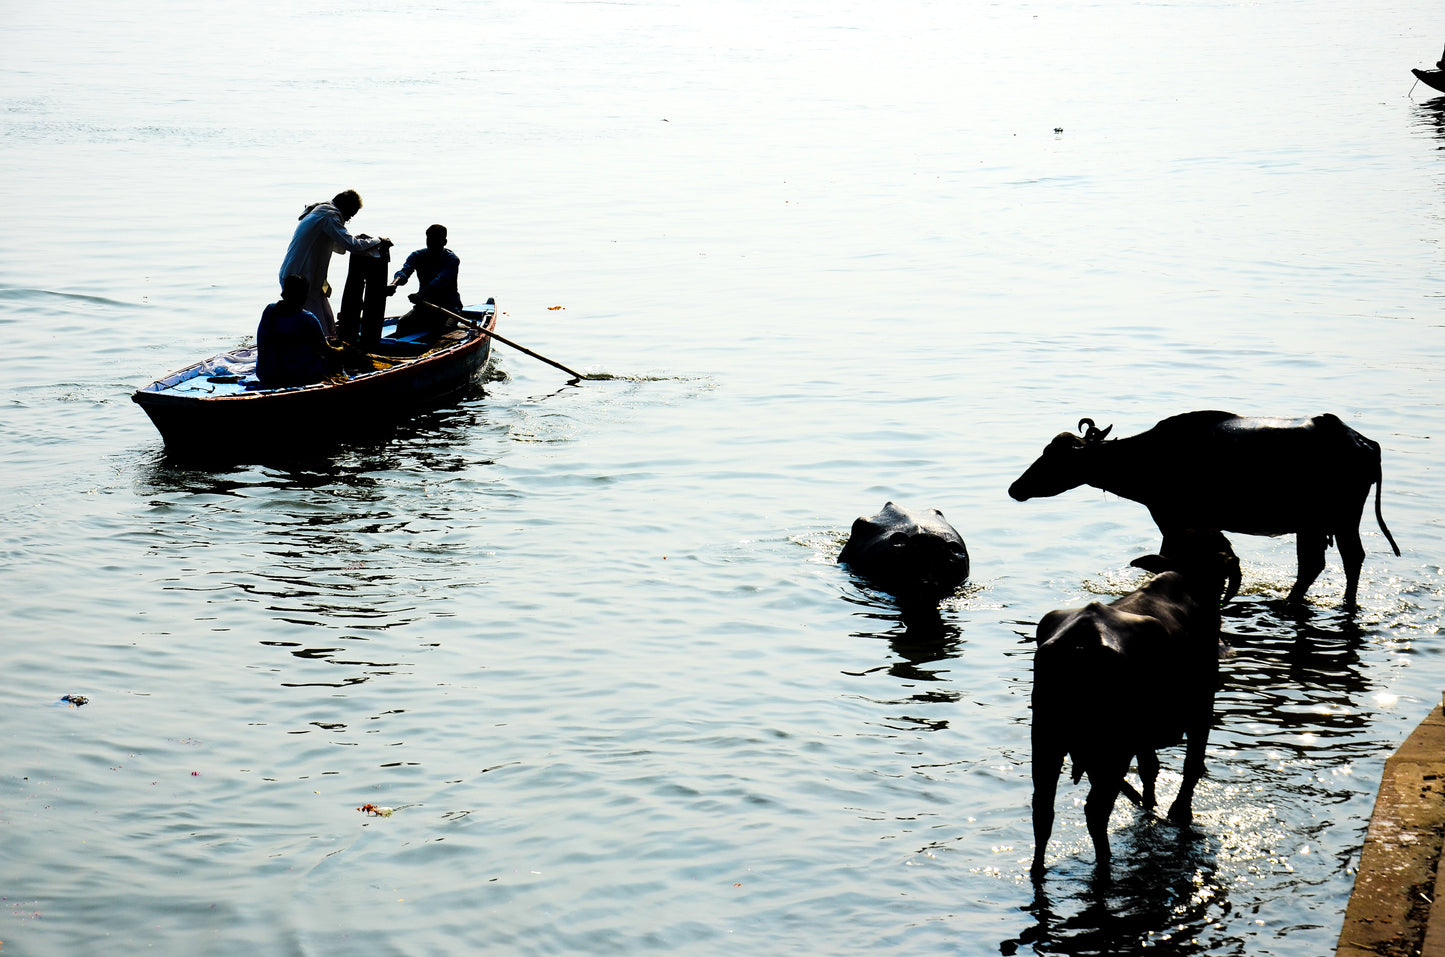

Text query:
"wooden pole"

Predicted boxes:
[[422, 302, 587, 382]]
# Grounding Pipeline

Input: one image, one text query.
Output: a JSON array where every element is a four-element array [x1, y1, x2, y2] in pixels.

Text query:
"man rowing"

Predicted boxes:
[[387, 224, 463, 337]]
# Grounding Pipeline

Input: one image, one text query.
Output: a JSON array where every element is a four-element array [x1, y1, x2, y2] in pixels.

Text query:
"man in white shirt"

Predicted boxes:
[[279, 189, 387, 335]]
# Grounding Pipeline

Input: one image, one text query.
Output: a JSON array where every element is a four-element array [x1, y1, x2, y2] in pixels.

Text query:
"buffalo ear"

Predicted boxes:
[[1221, 553, 1242, 605], [1130, 554, 1169, 574], [1035, 608, 1070, 643]]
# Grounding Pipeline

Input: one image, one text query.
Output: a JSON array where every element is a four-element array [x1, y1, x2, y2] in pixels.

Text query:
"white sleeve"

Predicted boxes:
[[321, 211, 382, 255]]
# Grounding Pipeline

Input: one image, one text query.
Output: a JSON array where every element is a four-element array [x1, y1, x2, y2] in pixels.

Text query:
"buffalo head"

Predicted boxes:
[[1008, 418, 1113, 501], [1131, 528, 1242, 606]]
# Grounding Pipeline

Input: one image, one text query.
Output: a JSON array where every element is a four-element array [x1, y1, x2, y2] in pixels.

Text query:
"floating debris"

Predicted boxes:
[[60, 694, 88, 707], [358, 803, 394, 817]]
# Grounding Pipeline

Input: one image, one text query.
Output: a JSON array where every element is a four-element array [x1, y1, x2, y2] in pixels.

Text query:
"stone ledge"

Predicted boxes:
[[1338, 694, 1445, 957]]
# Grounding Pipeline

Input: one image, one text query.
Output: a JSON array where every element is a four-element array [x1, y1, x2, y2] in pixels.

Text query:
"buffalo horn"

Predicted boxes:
[[1077, 418, 1113, 443]]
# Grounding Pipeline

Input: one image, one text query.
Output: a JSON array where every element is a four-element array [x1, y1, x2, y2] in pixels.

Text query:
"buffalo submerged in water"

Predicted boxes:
[[837, 502, 970, 606], [1008, 411, 1400, 609]]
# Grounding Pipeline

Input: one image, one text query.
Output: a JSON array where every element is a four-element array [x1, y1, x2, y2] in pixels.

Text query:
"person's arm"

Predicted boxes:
[[320, 209, 384, 255], [306, 313, 354, 372], [388, 251, 420, 295]]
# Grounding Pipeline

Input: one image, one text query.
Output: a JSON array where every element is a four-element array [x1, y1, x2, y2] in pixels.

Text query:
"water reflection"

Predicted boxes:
[[259, 638, 408, 691], [1004, 823, 1231, 955], [837, 588, 966, 739], [1217, 599, 1373, 748], [1412, 93, 1445, 146], [131, 396, 506, 708], [840, 590, 965, 684]]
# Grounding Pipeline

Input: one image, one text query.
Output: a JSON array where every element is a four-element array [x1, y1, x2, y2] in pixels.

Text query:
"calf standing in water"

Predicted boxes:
[[1030, 530, 1240, 876]]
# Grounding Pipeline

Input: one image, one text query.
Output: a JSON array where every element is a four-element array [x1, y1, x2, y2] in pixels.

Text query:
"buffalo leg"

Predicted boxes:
[[1136, 750, 1160, 811], [1031, 744, 1065, 877], [1084, 756, 1130, 869], [1167, 728, 1209, 825], [1288, 530, 1328, 604], [1336, 523, 1366, 609], [1118, 779, 1146, 807]]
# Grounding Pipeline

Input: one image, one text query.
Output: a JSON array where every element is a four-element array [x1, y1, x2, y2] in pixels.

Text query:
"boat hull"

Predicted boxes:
[[1414, 69, 1445, 94], [132, 304, 497, 457]]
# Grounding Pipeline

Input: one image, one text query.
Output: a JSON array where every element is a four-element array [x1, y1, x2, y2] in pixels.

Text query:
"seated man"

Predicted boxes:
[[256, 275, 349, 387], [387, 224, 462, 337]]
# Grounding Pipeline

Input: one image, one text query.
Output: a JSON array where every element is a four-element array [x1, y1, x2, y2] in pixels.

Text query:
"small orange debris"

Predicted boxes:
[[547, 305, 565, 311]]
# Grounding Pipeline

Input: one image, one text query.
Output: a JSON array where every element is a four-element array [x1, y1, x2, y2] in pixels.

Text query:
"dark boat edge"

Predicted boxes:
[[1414, 68, 1445, 95]]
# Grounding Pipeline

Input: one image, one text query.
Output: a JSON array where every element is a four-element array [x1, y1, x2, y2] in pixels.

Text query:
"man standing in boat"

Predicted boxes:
[[256, 275, 349, 387], [387, 224, 462, 336], [279, 189, 390, 336]]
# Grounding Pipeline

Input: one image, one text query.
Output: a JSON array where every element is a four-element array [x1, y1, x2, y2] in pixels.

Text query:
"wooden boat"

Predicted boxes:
[[1413, 68, 1445, 94], [132, 301, 498, 456]]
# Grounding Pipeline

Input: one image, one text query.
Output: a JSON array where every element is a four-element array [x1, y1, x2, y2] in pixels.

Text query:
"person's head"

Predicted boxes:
[[281, 274, 310, 306], [333, 189, 363, 220], [425, 224, 448, 251]]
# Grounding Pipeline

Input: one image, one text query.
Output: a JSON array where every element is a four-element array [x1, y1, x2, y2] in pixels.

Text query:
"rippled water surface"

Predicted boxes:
[[6, 1, 1445, 954]]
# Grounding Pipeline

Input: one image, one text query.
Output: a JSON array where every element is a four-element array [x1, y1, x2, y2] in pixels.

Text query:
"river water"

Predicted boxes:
[[4, 1, 1445, 954]]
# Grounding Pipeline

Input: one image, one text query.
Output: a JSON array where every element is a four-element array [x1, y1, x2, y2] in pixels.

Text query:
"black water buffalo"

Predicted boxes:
[[837, 502, 970, 605], [1008, 411, 1400, 608], [1030, 530, 1241, 876]]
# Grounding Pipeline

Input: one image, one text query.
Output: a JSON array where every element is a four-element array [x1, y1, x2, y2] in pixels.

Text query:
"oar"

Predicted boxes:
[[420, 301, 587, 382]]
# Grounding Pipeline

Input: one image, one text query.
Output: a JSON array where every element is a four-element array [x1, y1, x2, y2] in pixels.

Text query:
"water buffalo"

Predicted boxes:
[[1008, 411, 1400, 608], [1030, 530, 1241, 877], [837, 502, 970, 605]]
